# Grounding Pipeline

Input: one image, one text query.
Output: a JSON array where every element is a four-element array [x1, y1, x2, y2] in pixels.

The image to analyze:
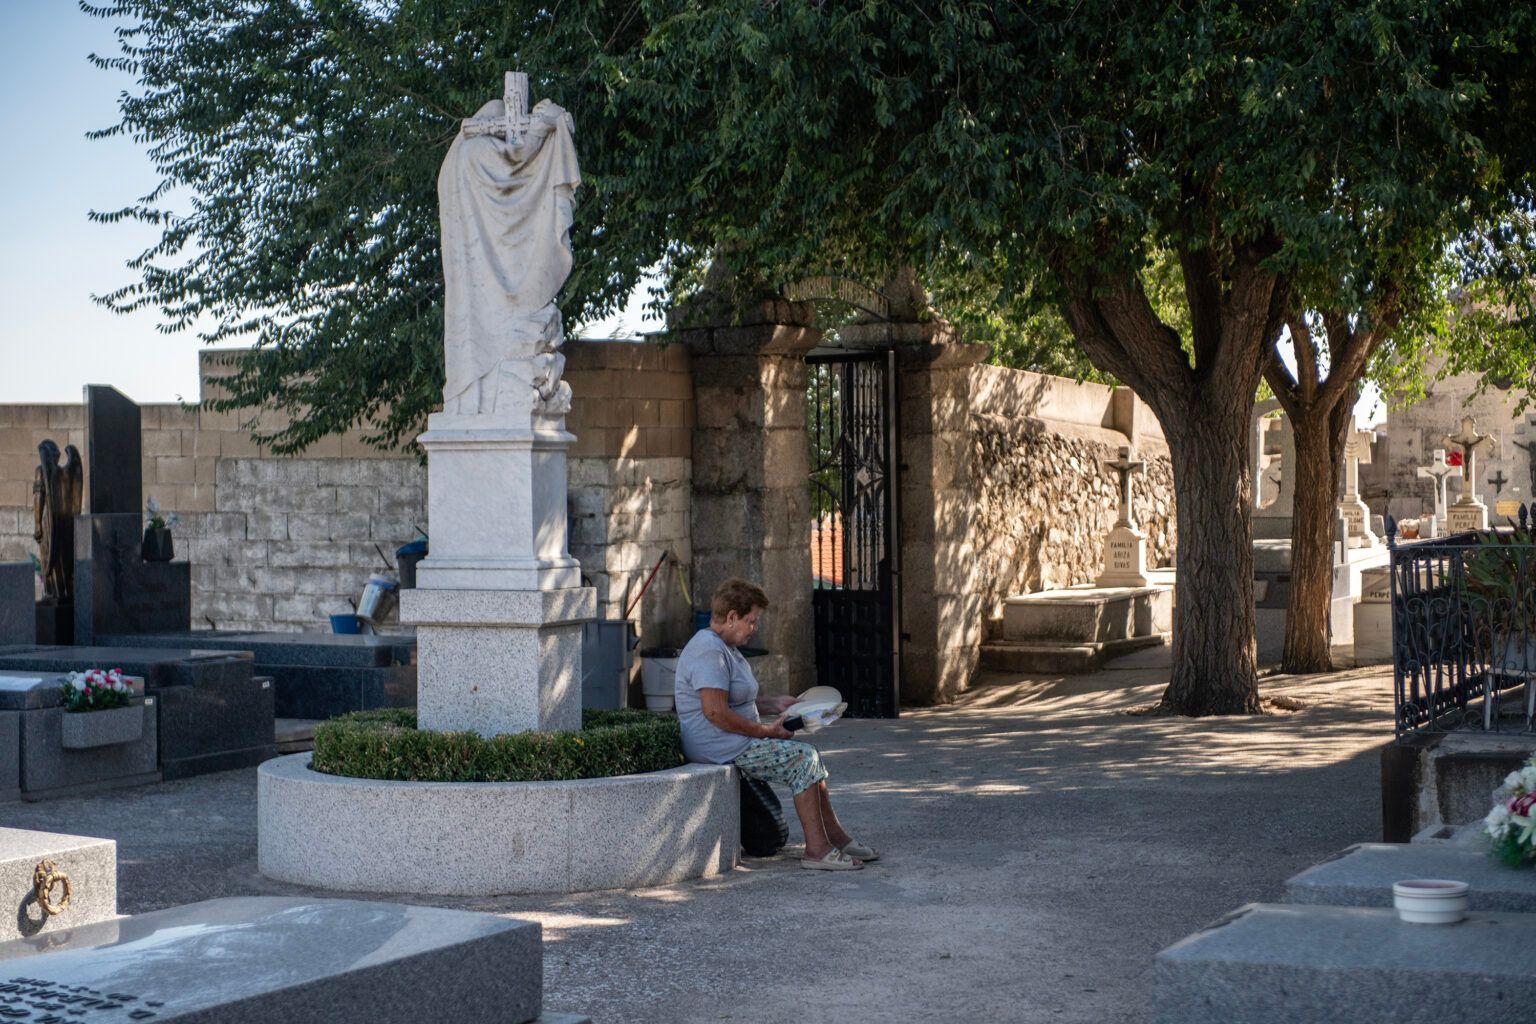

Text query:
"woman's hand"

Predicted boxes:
[[756, 694, 798, 716], [760, 719, 793, 740]]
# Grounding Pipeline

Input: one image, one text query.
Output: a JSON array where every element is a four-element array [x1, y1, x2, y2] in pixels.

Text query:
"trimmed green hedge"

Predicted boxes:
[[310, 708, 684, 782]]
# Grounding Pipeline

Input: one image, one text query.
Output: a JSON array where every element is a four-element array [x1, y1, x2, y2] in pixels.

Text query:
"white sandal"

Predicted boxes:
[[840, 839, 880, 862], [800, 848, 864, 871]]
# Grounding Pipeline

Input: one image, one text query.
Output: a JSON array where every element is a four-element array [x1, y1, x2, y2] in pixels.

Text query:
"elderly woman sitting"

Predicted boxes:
[[674, 578, 877, 871]]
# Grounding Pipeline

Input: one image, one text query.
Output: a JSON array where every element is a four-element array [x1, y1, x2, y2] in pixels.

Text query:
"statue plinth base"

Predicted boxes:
[[35, 601, 73, 646], [1338, 496, 1378, 545], [1097, 524, 1150, 588], [414, 413, 581, 592], [401, 586, 594, 736]]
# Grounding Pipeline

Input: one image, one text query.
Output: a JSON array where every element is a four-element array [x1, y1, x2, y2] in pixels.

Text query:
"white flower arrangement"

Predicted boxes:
[[59, 668, 133, 713], [1484, 755, 1536, 867]]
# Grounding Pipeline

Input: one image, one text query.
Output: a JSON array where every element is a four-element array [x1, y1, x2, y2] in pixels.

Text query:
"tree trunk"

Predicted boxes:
[[1280, 398, 1354, 673], [1158, 395, 1262, 715]]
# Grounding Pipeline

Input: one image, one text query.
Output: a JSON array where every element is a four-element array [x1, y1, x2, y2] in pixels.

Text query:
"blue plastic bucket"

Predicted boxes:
[[330, 613, 361, 635]]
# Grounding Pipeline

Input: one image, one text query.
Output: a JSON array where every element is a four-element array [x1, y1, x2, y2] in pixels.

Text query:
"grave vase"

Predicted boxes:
[[60, 701, 145, 750], [141, 526, 174, 562]]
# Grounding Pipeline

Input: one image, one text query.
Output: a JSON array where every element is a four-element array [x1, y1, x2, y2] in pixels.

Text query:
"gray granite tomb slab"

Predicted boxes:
[[100, 631, 415, 668], [0, 896, 542, 1024], [1285, 842, 1536, 912], [18, 702, 160, 800], [1154, 902, 1536, 1024], [0, 715, 16, 802], [0, 827, 117, 944]]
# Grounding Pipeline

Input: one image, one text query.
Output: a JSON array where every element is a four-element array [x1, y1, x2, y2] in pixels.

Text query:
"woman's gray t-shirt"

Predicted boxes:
[[674, 628, 759, 764]]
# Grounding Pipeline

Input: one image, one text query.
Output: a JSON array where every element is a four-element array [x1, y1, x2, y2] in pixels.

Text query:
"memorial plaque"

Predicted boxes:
[[1338, 503, 1366, 535], [1497, 498, 1522, 518], [1359, 568, 1391, 604], [1447, 502, 1489, 533], [0, 897, 543, 1024]]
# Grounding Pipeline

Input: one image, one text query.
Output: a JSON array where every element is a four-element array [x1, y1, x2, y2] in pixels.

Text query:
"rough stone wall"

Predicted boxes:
[[969, 416, 1176, 617]]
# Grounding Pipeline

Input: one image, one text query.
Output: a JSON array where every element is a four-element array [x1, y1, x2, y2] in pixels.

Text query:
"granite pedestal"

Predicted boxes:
[[0, 827, 117, 944], [0, 649, 273, 781], [0, 896, 569, 1023], [0, 565, 31, 647], [1285, 843, 1536, 912], [101, 632, 417, 719], [0, 673, 160, 800], [73, 514, 191, 644], [1154, 902, 1536, 1024]]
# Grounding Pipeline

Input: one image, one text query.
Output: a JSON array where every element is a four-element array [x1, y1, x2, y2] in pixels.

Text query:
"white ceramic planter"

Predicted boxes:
[[60, 703, 145, 750], [1392, 878, 1470, 924]]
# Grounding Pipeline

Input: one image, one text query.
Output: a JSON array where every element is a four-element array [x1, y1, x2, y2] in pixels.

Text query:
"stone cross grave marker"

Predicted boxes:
[[1416, 448, 1461, 529], [1251, 401, 1295, 517], [1514, 415, 1536, 499], [1338, 426, 1378, 544], [1444, 415, 1494, 532], [1489, 468, 1510, 496], [1097, 445, 1150, 587]]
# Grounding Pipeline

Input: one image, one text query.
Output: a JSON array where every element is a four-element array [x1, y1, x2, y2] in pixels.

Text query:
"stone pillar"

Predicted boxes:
[[843, 318, 988, 706], [673, 299, 820, 695]]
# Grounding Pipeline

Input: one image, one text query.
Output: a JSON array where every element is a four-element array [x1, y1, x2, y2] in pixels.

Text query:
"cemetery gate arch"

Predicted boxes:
[[807, 349, 901, 718]]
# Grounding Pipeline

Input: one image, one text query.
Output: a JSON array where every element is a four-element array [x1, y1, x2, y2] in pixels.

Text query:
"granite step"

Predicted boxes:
[[275, 718, 319, 754], [1285, 842, 1536, 912], [979, 634, 1166, 675], [1155, 902, 1536, 1024]]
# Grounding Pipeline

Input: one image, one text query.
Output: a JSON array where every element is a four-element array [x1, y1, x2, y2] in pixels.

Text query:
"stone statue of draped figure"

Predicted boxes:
[[32, 439, 82, 603], [438, 71, 581, 421]]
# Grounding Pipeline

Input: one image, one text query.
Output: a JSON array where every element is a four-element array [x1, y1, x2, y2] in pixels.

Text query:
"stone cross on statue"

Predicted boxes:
[[1104, 445, 1146, 529], [461, 71, 532, 142], [1416, 448, 1461, 523], [1443, 416, 1495, 507]]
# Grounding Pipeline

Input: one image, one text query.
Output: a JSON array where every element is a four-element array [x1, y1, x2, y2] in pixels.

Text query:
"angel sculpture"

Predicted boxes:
[[32, 439, 82, 603]]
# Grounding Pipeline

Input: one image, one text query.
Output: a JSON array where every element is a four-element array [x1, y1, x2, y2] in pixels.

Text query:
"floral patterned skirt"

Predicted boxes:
[[731, 738, 829, 795]]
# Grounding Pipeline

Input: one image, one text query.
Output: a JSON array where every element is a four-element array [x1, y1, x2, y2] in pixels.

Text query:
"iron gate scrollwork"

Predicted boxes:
[[808, 350, 899, 718]]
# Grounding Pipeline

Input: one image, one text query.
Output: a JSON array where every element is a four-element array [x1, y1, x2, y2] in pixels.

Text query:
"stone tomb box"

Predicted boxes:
[[0, 827, 118, 945], [0, 673, 159, 800], [0, 896, 547, 1024], [0, 649, 273, 781]]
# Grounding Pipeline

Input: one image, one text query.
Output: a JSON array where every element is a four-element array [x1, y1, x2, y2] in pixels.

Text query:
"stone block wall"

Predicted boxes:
[[0, 341, 698, 643], [565, 342, 695, 648]]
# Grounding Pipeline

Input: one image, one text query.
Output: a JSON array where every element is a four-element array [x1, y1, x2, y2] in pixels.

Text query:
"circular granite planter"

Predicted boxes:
[[257, 753, 739, 895]]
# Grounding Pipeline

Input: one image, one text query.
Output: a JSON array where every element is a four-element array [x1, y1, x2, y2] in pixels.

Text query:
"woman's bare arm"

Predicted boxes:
[[700, 688, 790, 740]]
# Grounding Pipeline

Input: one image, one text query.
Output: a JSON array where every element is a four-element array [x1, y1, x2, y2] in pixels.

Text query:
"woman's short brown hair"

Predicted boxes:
[[711, 578, 769, 622]]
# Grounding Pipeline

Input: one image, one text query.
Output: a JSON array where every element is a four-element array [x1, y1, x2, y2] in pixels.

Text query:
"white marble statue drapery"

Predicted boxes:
[[438, 76, 580, 419]]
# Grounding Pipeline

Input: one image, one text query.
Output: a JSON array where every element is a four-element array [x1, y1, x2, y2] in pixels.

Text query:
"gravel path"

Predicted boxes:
[[2, 655, 1396, 1023]]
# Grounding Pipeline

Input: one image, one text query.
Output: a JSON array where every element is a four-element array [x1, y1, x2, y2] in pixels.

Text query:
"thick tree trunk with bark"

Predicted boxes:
[[1282, 407, 1351, 673], [1158, 395, 1263, 715]]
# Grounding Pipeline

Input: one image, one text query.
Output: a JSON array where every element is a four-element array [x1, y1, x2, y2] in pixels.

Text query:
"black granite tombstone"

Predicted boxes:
[[85, 384, 141, 515], [74, 386, 190, 643], [0, 564, 31, 647]]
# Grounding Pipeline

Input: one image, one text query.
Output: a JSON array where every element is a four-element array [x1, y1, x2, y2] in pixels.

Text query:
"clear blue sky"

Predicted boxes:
[[0, 1, 652, 405]]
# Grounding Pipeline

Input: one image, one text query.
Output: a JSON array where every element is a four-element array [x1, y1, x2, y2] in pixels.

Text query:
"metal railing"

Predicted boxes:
[[1389, 511, 1536, 737]]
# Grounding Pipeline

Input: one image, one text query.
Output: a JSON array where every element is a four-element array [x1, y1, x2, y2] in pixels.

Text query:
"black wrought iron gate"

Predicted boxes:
[[807, 350, 900, 718]]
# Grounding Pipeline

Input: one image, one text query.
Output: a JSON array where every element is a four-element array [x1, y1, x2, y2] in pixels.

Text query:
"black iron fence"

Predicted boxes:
[[1389, 511, 1536, 737]]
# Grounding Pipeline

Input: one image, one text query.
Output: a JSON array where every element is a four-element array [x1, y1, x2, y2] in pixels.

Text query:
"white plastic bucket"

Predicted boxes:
[[1392, 879, 1469, 925], [640, 655, 679, 712]]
